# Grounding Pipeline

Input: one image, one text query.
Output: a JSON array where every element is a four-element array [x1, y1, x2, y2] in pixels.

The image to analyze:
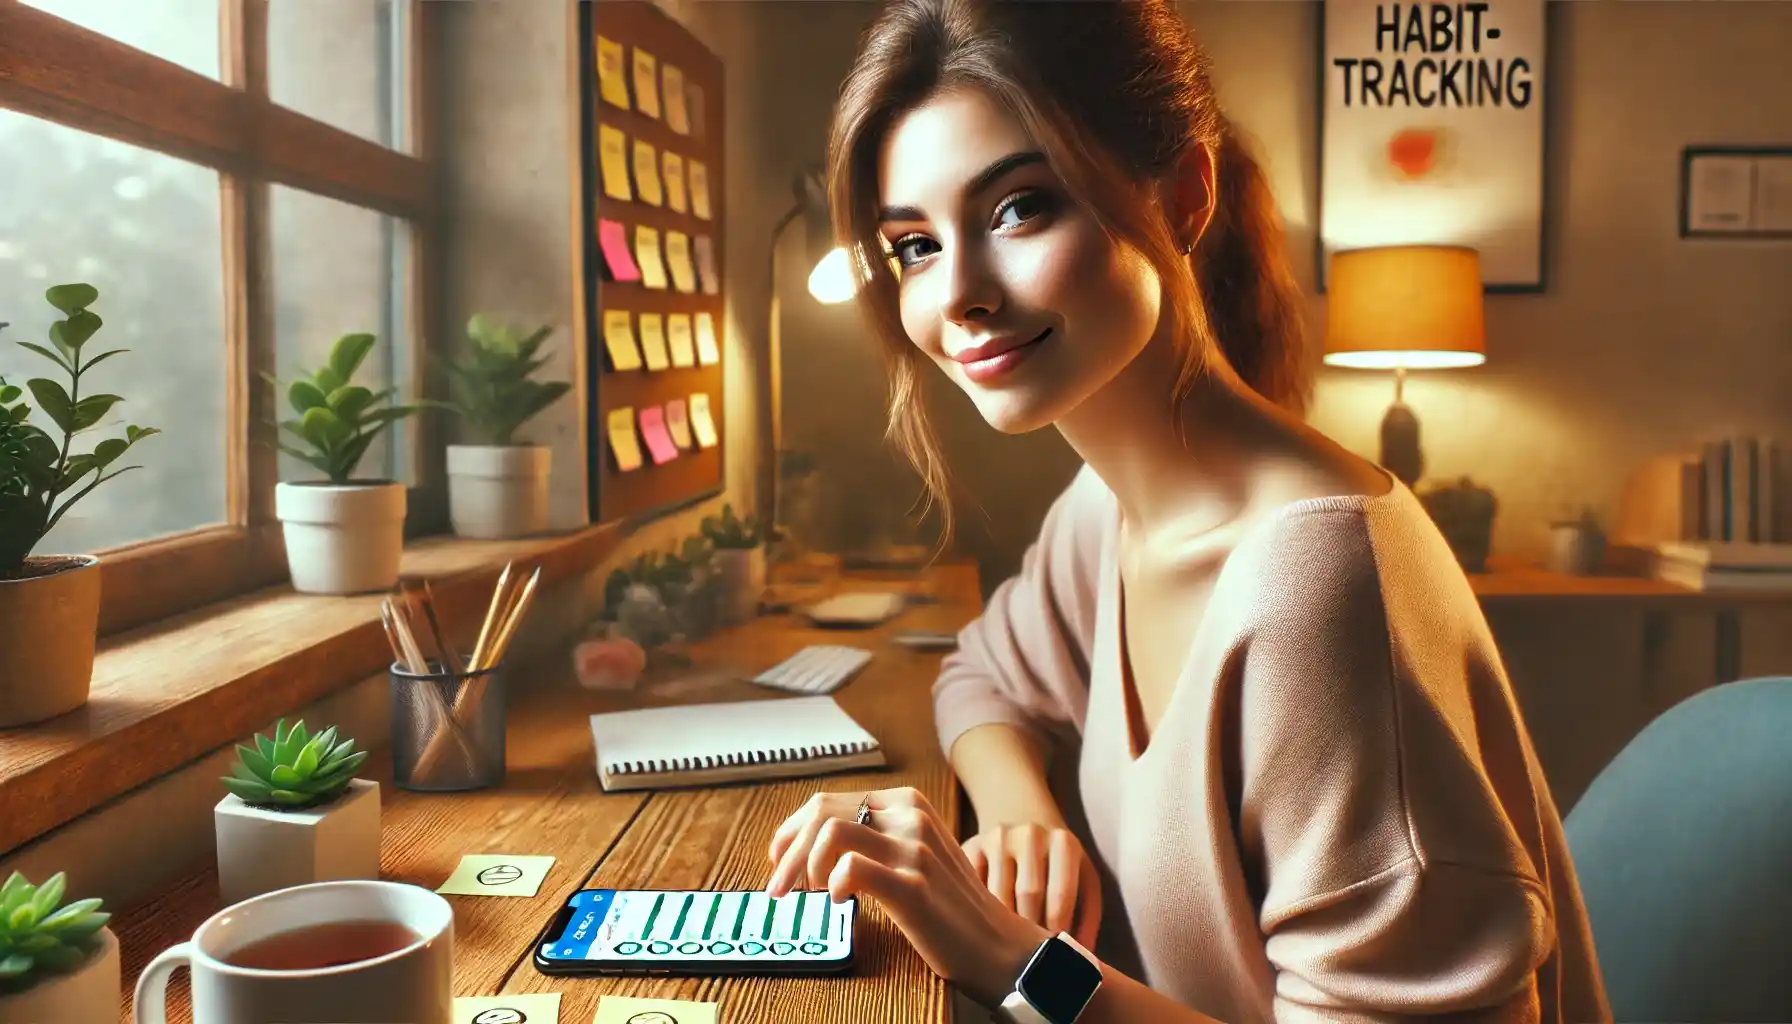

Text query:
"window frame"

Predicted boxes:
[[0, 0, 443, 635]]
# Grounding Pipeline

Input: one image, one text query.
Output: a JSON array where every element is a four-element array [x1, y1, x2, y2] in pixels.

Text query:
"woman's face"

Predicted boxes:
[[876, 87, 1165, 434]]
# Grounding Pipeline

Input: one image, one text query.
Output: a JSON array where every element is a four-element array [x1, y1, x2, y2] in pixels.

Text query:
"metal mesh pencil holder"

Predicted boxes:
[[389, 660, 507, 792]]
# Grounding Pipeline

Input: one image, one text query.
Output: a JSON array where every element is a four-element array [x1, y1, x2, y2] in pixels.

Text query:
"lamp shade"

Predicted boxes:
[[1324, 245, 1486, 370]]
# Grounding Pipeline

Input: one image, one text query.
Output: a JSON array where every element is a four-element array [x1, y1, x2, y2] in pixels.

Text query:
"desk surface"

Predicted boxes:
[[113, 562, 982, 1024]]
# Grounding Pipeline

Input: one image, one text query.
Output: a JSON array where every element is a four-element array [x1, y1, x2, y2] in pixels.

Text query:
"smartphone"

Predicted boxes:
[[532, 888, 856, 976]]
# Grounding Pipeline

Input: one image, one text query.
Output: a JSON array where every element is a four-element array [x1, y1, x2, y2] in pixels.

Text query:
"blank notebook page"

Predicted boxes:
[[588, 695, 880, 777]]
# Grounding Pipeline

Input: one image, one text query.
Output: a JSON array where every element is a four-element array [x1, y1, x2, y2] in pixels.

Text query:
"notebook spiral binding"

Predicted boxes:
[[608, 741, 877, 776]]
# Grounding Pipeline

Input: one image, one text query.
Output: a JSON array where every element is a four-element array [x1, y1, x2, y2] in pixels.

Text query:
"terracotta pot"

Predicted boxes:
[[0, 555, 100, 727], [275, 481, 406, 595], [446, 444, 551, 539], [0, 926, 119, 1024]]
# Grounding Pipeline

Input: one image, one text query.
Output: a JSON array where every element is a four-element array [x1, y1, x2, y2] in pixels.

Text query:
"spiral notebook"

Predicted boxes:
[[587, 695, 886, 792]]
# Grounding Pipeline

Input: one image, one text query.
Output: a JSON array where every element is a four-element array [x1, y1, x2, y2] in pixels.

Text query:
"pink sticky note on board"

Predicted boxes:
[[638, 405, 680, 465], [598, 219, 641, 282]]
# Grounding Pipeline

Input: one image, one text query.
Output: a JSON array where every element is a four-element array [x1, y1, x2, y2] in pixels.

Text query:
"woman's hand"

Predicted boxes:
[[766, 787, 1053, 1008], [961, 822, 1102, 949]]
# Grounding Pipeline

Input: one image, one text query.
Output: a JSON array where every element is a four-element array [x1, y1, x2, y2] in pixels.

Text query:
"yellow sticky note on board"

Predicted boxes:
[[664, 231, 696, 294], [685, 82, 706, 141], [632, 139, 663, 207], [594, 995, 717, 1024], [454, 993, 563, 1024], [595, 35, 630, 110], [637, 313, 670, 371], [608, 407, 643, 471], [631, 47, 660, 119], [598, 124, 632, 202], [662, 63, 690, 136], [666, 314, 695, 368], [602, 309, 641, 371], [635, 226, 667, 290], [662, 152, 687, 214], [435, 854, 556, 898], [695, 312, 720, 366], [689, 392, 718, 449], [687, 160, 711, 221]]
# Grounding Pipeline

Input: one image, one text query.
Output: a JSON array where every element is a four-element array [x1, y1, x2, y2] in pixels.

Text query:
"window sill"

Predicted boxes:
[[0, 523, 625, 855]]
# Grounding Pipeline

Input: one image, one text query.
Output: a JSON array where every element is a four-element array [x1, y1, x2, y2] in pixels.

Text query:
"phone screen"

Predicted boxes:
[[537, 889, 855, 969]]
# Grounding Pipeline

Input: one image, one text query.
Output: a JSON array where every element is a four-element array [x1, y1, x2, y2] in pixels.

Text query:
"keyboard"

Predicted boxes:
[[751, 645, 874, 695]]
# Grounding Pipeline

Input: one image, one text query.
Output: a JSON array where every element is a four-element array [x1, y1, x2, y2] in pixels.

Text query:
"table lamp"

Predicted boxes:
[[1323, 244, 1485, 486]]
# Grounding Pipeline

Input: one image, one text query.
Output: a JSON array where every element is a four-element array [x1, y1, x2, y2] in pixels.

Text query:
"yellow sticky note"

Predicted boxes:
[[635, 226, 667, 290], [662, 152, 687, 214], [686, 82, 706, 141], [632, 139, 663, 208], [593, 995, 717, 1024], [602, 309, 641, 371], [666, 314, 695, 368], [608, 406, 642, 471], [662, 63, 690, 136], [689, 392, 718, 449], [454, 993, 562, 1024], [637, 313, 670, 371], [631, 47, 660, 119], [664, 231, 696, 294], [596, 35, 629, 110], [687, 160, 711, 221], [598, 124, 632, 202], [695, 312, 720, 366], [436, 854, 556, 898]]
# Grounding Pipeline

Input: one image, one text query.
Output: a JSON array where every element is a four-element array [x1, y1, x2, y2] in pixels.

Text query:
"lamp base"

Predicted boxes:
[[1379, 400, 1424, 487]]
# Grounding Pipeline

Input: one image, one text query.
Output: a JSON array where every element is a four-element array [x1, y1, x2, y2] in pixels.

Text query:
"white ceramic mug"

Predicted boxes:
[[134, 879, 454, 1024]]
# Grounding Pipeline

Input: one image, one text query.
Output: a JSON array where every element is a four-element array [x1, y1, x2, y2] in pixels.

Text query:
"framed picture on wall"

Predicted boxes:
[[1317, 0, 1548, 292]]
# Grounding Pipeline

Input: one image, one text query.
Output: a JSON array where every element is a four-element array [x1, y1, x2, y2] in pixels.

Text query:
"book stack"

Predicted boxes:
[[1652, 540, 1792, 592]]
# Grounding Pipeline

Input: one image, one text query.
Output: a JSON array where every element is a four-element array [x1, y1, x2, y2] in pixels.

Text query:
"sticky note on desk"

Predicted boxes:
[[455, 993, 562, 1024], [594, 995, 716, 1024], [436, 854, 556, 897]]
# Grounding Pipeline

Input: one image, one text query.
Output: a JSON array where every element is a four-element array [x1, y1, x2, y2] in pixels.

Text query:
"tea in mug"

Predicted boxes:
[[225, 919, 422, 971]]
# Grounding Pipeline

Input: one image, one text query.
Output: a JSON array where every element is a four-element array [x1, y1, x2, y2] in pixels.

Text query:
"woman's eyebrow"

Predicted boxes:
[[877, 150, 1046, 224]]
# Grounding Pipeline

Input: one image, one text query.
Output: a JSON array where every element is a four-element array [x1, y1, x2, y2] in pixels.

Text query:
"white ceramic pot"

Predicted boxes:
[[711, 546, 766, 626], [0, 555, 100, 727], [214, 778, 383, 906], [446, 444, 551, 540], [274, 481, 406, 594], [0, 925, 120, 1024]]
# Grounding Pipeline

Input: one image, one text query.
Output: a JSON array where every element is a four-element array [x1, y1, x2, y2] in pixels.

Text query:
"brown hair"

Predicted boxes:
[[828, 0, 1312, 539]]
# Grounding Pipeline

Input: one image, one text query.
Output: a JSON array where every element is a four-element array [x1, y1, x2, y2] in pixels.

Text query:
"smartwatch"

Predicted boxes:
[[994, 932, 1103, 1024]]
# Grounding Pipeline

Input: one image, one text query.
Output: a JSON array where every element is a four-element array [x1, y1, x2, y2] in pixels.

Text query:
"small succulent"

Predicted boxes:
[[222, 718, 370, 810], [441, 314, 572, 446], [0, 871, 110, 994], [700, 502, 760, 550]]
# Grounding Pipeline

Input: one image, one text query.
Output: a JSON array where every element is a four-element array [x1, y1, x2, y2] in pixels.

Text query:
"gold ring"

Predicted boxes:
[[853, 794, 872, 827]]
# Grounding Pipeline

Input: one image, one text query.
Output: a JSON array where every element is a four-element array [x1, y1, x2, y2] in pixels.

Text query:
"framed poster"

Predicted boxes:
[[1317, 0, 1548, 292], [1680, 147, 1792, 239]]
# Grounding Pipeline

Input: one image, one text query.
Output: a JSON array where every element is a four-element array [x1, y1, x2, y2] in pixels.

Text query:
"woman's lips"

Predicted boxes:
[[957, 329, 1051, 384]]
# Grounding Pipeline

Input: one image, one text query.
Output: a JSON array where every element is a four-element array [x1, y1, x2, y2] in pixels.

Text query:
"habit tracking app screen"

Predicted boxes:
[[543, 889, 854, 963]]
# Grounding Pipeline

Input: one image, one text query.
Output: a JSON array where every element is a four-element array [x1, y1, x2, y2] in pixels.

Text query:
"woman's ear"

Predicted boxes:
[[1167, 142, 1217, 253]]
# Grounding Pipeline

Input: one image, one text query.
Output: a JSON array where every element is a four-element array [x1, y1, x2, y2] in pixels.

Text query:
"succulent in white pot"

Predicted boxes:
[[267, 332, 434, 594], [1, 284, 159, 727], [701, 503, 765, 626], [214, 717, 380, 906], [0, 871, 120, 1024], [439, 314, 571, 540]]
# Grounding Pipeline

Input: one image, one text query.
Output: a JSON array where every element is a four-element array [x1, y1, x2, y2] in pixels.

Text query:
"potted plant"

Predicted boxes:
[[269, 332, 430, 594], [0, 283, 158, 727], [0, 871, 118, 1024], [701, 503, 764, 625], [440, 314, 571, 540], [215, 717, 379, 905], [1418, 476, 1498, 573]]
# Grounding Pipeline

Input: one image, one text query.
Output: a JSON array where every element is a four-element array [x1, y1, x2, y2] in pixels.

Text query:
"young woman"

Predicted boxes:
[[764, 1, 1610, 1021]]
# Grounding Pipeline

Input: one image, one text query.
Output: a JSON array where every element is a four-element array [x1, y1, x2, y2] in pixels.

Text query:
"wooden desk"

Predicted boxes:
[[114, 562, 981, 1024]]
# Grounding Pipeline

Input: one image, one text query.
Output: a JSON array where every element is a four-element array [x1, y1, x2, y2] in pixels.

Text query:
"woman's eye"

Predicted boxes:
[[889, 235, 939, 268], [994, 189, 1053, 230]]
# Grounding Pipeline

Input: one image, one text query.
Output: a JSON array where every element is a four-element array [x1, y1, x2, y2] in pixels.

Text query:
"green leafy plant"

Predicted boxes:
[[0, 284, 159, 575], [0, 871, 110, 994], [601, 534, 713, 617], [222, 718, 370, 810], [700, 502, 760, 550], [265, 333, 432, 485], [441, 314, 572, 447]]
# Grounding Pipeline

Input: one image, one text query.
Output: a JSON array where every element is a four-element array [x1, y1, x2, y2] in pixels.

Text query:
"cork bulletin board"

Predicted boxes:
[[577, 0, 727, 523]]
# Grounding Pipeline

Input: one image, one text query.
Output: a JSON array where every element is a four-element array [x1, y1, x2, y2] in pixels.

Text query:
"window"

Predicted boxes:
[[0, 0, 438, 634]]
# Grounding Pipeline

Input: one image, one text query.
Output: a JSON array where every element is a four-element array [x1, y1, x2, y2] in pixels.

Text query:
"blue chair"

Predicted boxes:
[[1564, 675, 1792, 1023]]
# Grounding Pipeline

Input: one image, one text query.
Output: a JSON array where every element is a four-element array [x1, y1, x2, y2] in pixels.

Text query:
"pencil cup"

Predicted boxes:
[[389, 661, 507, 792]]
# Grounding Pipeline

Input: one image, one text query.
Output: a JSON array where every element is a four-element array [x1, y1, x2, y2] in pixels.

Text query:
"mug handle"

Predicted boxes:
[[133, 941, 193, 1024]]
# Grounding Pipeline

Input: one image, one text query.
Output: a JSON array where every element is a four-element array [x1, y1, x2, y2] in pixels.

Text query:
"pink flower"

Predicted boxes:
[[574, 637, 647, 690]]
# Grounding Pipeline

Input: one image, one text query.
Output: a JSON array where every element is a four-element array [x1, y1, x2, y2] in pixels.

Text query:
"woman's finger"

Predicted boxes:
[[767, 814, 827, 897], [962, 835, 989, 879], [768, 793, 825, 865], [806, 816, 913, 892], [1011, 826, 1044, 924], [827, 847, 920, 908], [984, 826, 1016, 910], [1072, 852, 1103, 950], [1044, 829, 1078, 935]]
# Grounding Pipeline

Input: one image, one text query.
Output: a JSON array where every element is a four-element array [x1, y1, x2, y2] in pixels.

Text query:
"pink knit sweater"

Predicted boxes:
[[935, 466, 1610, 1023]]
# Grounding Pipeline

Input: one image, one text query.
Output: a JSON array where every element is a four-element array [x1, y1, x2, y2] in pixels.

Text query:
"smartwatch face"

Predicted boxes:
[[1018, 937, 1103, 1022]]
